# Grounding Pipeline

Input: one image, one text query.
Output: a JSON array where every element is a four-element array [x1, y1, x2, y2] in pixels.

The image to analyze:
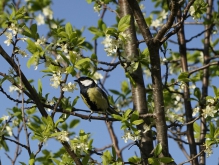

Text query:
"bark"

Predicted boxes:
[[199, 0, 213, 164], [119, 0, 153, 164], [126, 0, 179, 159], [176, 10, 198, 165]]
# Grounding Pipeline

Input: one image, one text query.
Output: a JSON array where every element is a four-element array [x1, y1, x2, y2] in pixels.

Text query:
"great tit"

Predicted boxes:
[[74, 77, 120, 118]]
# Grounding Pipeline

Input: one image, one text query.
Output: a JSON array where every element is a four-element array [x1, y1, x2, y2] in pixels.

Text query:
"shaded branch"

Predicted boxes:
[[188, 61, 219, 76]]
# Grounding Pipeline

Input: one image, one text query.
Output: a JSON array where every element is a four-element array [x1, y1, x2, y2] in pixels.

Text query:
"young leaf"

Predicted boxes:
[[159, 157, 174, 163], [118, 15, 131, 32], [65, 22, 73, 36], [132, 119, 144, 125], [154, 143, 162, 156]]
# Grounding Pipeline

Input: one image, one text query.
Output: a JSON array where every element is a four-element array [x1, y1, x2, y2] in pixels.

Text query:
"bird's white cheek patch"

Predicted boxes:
[[80, 80, 93, 86]]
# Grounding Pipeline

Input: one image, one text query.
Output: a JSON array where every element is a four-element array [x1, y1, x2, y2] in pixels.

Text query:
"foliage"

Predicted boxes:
[[0, 0, 219, 165]]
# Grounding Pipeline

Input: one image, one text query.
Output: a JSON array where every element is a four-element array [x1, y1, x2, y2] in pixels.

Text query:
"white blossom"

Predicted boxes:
[[189, 6, 195, 17], [207, 98, 215, 104], [122, 129, 140, 143], [142, 124, 150, 133], [1, 115, 9, 121], [102, 35, 118, 56], [51, 23, 57, 29], [4, 32, 13, 46], [192, 107, 200, 117], [151, 19, 162, 28], [61, 44, 68, 53], [8, 23, 18, 35], [6, 126, 13, 136], [205, 145, 213, 157], [35, 36, 46, 45], [17, 49, 28, 57], [62, 82, 77, 92], [57, 131, 69, 142], [202, 105, 217, 118], [9, 85, 21, 93], [159, 10, 168, 20], [35, 14, 45, 25], [92, 72, 103, 80], [50, 71, 62, 88], [71, 137, 89, 154], [43, 6, 53, 19], [93, 5, 101, 15]]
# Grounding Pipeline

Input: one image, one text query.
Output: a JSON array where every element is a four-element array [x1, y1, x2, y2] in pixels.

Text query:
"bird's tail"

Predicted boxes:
[[107, 106, 121, 116]]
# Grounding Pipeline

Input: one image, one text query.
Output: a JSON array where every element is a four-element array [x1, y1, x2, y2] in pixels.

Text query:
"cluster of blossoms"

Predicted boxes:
[[50, 71, 62, 88], [4, 23, 27, 57], [35, 6, 53, 25], [50, 71, 77, 92], [121, 129, 140, 143], [166, 109, 184, 123], [62, 82, 77, 92], [70, 137, 89, 154], [193, 98, 218, 118], [151, 10, 168, 28], [204, 145, 213, 157], [4, 23, 18, 46], [202, 105, 217, 118], [93, 4, 102, 15], [56, 131, 69, 142], [1, 115, 9, 121], [9, 85, 22, 93], [101, 32, 129, 56], [35, 36, 46, 45]]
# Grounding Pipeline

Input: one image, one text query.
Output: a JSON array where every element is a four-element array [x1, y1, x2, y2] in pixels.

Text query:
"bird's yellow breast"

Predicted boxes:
[[87, 87, 108, 110]]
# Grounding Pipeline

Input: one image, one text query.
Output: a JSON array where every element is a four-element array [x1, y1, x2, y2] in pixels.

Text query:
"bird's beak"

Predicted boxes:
[[74, 79, 78, 83]]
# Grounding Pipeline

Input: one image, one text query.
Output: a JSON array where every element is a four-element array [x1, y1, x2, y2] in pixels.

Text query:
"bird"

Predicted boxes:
[[74, 77, 120, 119]]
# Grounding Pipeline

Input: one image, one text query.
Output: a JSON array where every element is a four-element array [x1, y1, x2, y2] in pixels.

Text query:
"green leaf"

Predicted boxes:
[[19, 162, 27, 165], [98, 19, 107, 32], [124, 109, 132, 119], [26, 38, 38, 54], [209, 122, 215, 138], [109, 89, 122, 96], [29, 153, 35, 165], [118, 15, 131, 32], [158, 157, 174, 163], [132, 119, 144, 125], [178, 72, 190, 82], [212, 85, 219, 97], [66, 66, 76, 76], [72, 96, 79, 107], [88, 27, 104, 37], [105, 27, 118, 36], [112, 114, 123, 120], [148, 157, 159, 165], [112, 146, 116, 160], [128, 156, 141, 163], [38, 79, 42, 94], [121, 81, 129, 94], [30, 24, 37, 39], [69, 119, 80, 128], [65, 22, 73, 36], [193, 122, 200, 134], [75, 58, 90, 68], [82, 155, 90, 165], [194, 87, 201, 100], [55, 118, 64, 127], [154, 143, 162, 156]]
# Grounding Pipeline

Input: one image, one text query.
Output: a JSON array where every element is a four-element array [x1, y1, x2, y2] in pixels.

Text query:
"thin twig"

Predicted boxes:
[[179, 150, 205, 165], [15, 57, 31, 156]]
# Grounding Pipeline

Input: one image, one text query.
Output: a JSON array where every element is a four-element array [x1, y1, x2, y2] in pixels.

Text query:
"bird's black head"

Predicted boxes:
[[74, 77, 96, 89]]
